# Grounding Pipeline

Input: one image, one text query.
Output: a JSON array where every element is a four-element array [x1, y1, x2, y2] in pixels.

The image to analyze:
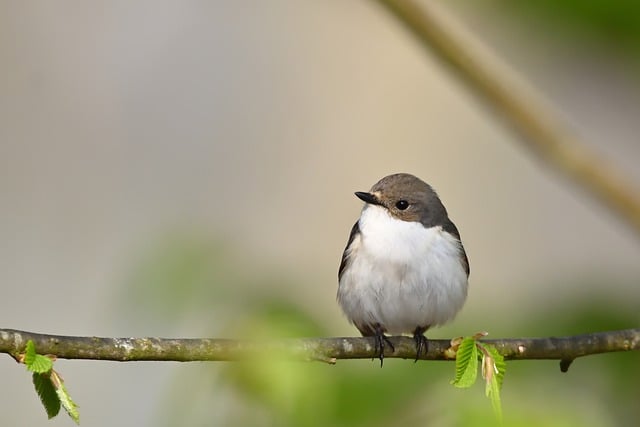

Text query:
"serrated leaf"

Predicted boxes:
[[451, 337, 478, 388], [490, 348, 506, 391], [24, 340, 37, 366], [51, 369, 80, 424], [29, 355, 54, 374], [24, 340, 53, 373], [478, 343, 506, 390], [477, 342, 505, 423], [486, 373, 503, 423], [32, 373, 61, 419]]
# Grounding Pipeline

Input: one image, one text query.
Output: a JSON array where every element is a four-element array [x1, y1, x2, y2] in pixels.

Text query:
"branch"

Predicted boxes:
[[374, 0, 640, 237], [2, 328, 638, 371]]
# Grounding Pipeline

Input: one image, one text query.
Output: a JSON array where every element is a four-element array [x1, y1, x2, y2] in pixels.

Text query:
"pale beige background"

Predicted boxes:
[[1, 1, 639, 426]]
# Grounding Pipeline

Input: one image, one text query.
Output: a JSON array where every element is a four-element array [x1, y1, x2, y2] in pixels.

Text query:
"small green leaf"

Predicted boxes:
[[29, 355, 54, 374], [451, 337, 478, 388], [478, 342, 506, 391], [51, 370, 80, 424], [487, 345, 506, 390], [24, 340, 37, 365], [24, 340, 53, 374], [24, 340, 53, 373], [486, 373, 503, 423], [33, 373, 61, 419], [477, 342, 505, 423]]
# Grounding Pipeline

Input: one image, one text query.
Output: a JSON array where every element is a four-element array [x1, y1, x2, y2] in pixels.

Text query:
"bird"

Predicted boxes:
[[337, 173, 469, 365]]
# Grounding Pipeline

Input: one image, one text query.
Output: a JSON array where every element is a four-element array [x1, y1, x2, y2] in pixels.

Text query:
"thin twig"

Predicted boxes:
[[1, 328, 638, 371], [375, 0, 640, 236]]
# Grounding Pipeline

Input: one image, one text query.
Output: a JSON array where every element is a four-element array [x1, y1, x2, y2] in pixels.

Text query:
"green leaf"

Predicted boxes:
[[28, 355, 54, 374], [24, 340, 36, 365], [451, 337, 478, 388], [32, 373, 61, 419], [477, 342, 505, 423], [24, 340, 53, 373], [51, 370, 80, 424], [486, 373, 503, 424], [483, 344, 506, 391]]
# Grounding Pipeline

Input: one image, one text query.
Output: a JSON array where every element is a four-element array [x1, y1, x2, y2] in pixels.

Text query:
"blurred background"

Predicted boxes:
[[1, 1, 639, 426]]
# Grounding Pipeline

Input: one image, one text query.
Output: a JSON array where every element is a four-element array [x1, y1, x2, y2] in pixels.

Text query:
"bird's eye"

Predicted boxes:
[[395, 200, 409, 210]]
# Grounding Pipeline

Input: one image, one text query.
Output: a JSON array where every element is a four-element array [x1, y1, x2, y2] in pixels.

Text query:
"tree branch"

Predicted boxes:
[[2, 328, 638, 371], [374, 0, 640, 237]]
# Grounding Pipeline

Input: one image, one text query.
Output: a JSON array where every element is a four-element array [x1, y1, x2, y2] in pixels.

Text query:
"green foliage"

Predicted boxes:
[[22, 340, 80, 424], [32, 372, 60, 419], [481, 344, 505, 391], [452, 337, 479, 387], [487, 0, 640, 59], [24, 340, 53, 374], [51, 370, 80, 424], [452, 336, 506, 423], [478, 342, 506, 423]]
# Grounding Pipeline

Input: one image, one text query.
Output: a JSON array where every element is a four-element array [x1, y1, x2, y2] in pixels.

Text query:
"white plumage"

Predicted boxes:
[[338, 204, 468, 335]]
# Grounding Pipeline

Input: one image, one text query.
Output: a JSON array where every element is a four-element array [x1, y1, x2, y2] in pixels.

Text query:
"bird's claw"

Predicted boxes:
[[413, 328, 429, 362], [373, 324, 394, 367]]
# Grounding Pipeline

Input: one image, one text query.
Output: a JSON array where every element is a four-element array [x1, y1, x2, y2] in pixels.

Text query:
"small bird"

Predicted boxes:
[[337, 173, 469, 365]]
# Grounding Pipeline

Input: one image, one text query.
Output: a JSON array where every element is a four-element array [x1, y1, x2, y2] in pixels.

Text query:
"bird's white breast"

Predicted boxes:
[[338, 205, 468, 334]]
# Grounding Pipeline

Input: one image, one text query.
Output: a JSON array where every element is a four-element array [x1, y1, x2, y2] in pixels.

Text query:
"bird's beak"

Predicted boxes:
[[355, 191, 381, 206]]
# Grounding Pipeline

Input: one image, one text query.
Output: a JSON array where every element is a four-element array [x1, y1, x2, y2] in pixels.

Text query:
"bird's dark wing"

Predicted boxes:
[[338, 221, 360, 281], [442, 218, 470, 277]]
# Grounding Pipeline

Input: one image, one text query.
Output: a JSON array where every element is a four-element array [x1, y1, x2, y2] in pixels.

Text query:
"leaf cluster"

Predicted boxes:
[[451, 335, 506, 423], [22, 340, 80, 424]]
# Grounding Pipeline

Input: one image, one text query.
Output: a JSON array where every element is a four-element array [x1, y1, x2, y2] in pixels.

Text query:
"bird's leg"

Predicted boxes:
[[373, 323, 394, 367], [412, 326, 429, 362]]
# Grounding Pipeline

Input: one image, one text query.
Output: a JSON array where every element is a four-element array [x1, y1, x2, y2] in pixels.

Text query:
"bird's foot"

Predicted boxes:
[[413, 327, 429, 362], [373, 324, 394, 367]]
